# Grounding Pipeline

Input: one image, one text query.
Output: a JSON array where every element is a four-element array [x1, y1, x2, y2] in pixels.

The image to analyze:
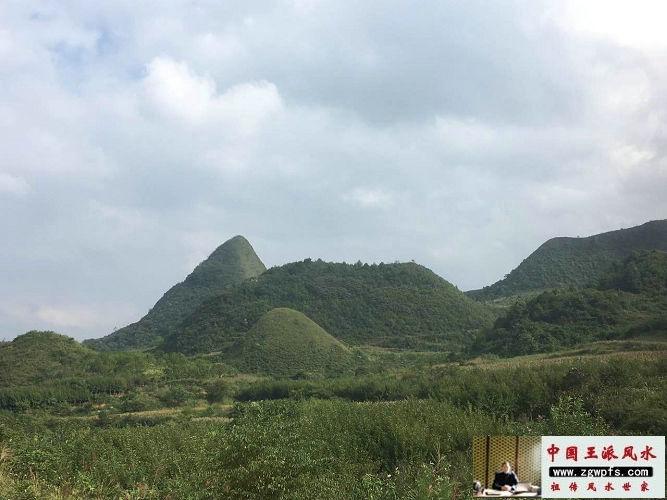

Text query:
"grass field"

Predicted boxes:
[[0, 337, 664, 498]]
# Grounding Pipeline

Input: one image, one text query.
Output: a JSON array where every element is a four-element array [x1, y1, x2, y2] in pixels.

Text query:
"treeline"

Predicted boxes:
[[0, 331, 231, 388], [228, 354, 665, 435], [0, 376, 133, 411]]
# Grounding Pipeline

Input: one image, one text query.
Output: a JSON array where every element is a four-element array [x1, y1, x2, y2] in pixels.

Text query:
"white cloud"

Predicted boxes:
[[216, 80, 283, 134], [142, 56, 282, 130], [561, 0, 667, 49], [143, 56, 217, 123]]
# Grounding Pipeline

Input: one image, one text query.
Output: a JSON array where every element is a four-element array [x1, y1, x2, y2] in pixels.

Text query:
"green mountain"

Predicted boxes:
[[0, 331, 96, 386], [467, 220, 667, 301], [475, 250, 667, 356], [162, 259, 495, 354], [226, 308, 357, 377], [85, 235, 266, 351]]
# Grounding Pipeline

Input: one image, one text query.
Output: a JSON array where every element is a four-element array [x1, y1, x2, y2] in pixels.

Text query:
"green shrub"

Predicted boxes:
[[158, 386, 196, 407]]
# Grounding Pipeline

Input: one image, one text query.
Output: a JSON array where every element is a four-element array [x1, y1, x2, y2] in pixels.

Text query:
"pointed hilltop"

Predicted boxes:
[[467, 220, 667, 301], [161, 259, 495, 354], [85, 235, 266, 350], [227, 308, 356, 376]]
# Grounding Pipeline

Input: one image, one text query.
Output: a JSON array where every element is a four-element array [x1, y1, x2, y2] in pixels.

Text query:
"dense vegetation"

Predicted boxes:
[[0, 344, 663, 498], [476, 251, 667, 356], [598, 248, 667, 294], [0, 400, 512, 498], [467, 219, 667, 300], [226, 308, 359, 377], [163, 259, 495, 354], [0, 331, 228, 412], [85, 235, 266, 351], [0, 331, 96, 387]]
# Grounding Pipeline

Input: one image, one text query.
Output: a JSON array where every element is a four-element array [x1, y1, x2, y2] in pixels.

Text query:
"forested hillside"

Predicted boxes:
[[162, 259, 495, 354], [467, 219, 667, 300], [475, 250, 667, 356]]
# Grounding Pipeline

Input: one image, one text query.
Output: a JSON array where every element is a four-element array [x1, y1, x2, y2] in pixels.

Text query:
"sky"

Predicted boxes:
[[1, 0, 666, 341]]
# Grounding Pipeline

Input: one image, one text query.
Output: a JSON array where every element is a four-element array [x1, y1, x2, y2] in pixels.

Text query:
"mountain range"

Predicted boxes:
[[82, 219, 667, 359]]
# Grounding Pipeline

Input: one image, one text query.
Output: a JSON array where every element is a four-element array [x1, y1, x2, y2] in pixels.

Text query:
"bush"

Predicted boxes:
[[158, 386, 196, 407], [547, 395, 610, 435], [118, 392, 161, 413]]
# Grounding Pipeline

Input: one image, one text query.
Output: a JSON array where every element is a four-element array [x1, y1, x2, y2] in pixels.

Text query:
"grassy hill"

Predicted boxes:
[[474, 250, 667, 356], [0, 331, 96, 386], [226, 308, 357, 377], [467, 219, 667, 300], [85, 235, 266, 351], [161, 259, 496, 354]]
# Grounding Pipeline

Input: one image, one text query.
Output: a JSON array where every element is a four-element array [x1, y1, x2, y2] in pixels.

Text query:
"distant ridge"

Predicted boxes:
[[227, 308, 356, 376], [467, 220, 667, 301], [85, 235, 266, 351]]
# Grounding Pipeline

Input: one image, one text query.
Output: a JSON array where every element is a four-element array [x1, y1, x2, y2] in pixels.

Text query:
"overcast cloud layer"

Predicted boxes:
[[1, 0, 666, 340]]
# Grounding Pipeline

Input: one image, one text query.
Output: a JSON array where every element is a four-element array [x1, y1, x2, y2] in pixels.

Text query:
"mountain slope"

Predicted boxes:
[[474, 250, 667, 356], [467, 220, 667, 301], [226, 308, 356, 376], [162, 259, 496, 354], [85, 235, 266, 351]]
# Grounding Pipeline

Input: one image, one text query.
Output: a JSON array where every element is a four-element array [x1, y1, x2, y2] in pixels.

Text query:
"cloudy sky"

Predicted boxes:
[[1, 0, 666, 340]]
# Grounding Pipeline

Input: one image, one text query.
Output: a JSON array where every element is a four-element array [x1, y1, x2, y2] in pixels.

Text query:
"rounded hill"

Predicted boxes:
[[227, 308, 357, 377], [0, 331, 96, 386]]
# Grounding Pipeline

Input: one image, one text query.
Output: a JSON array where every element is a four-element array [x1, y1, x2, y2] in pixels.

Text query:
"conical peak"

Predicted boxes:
[[187, 235, 266, 285], [223, 234, 250, 246], [206, 235, 259, 262]]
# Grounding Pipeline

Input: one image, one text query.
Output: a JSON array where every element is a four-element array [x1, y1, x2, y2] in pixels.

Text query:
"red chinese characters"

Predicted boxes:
[[622, 446, 638, 461], [555, 443, 659, 462], [602, 445, 618, 461], [640, 446, 656, 461], [547, 443, 560, 462]]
